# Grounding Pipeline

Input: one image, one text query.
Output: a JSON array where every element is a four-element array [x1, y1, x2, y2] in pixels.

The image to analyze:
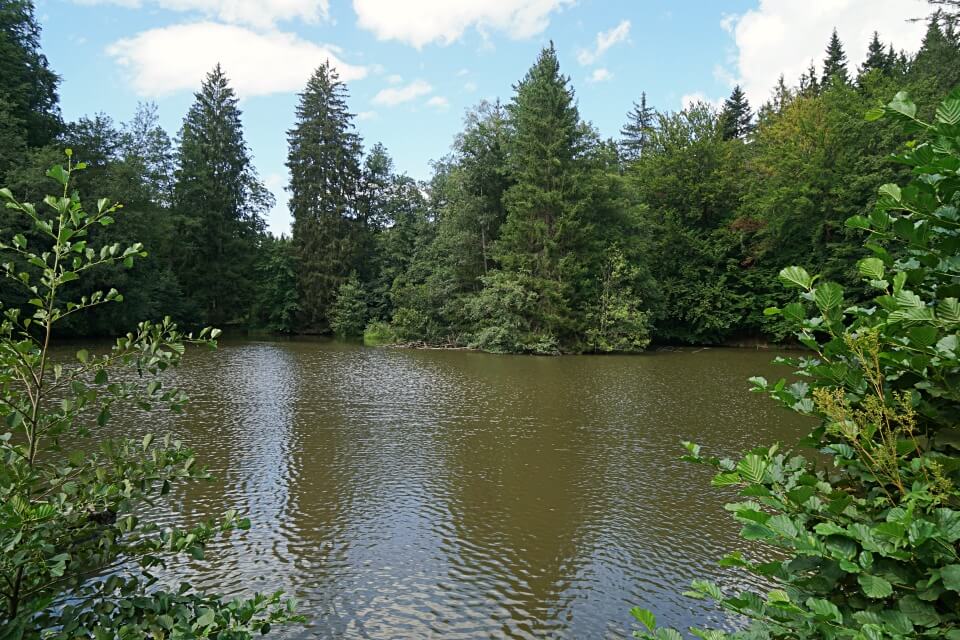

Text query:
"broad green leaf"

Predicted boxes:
[[858, 258, 885, 281], [936, 98, 960, 125], [814, 281, 844, 312], [878, 183, 902, 202], [779, 266, 813, 290], [630, 608, 656, 631], [736, 454, 767, 484], [858, 573, 893, 599], [806, 598, 842, 623], [767, 515, 799, 539], [888, 91, 917, 119], [941, 564, 960, 593]]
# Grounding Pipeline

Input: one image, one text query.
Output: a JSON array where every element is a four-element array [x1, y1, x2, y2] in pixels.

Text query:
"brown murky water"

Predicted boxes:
[[91, 339, 810, 638]]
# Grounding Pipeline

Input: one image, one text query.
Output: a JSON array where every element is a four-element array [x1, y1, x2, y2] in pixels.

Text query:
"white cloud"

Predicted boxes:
[[357, 110, 378, 120], [457, 68, 470, 76], [464, 81, 478, 92], [588, 67, 613, 83], [373, 79, 433, 106], [387, 74, 403, 84], [352, 0, 574, 48], [106, 22, 367, 97], [680, 92, 724, 111], [721, 0, 928, 106], [76, 0, 329, 29], [427, 95, 450, 109], [577, 19, 630, 65]]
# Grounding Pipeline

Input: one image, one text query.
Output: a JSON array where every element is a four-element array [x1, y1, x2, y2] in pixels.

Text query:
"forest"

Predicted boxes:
[[2, 2, 960, 354]]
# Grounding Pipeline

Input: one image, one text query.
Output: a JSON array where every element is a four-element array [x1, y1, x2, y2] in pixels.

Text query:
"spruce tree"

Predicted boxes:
[[858, 31, 890, 79], [719, 85, 753, 140], [912, 12, 960, 89], [620, 92, 655, 160], [0, 0, 60, 176], [821, 28, 850, 85], [493, 42, 586, 344], [173, 64, 271, 325], [287, 61, 363, 332], [799, 61, 820, 96]]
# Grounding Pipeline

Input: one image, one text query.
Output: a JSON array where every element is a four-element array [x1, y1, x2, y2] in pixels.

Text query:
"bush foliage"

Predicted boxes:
[[632, 90, 960, 640]]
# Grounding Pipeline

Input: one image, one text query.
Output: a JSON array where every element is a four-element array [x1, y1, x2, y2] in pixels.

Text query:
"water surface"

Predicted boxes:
[[95, 340, 810, 638]]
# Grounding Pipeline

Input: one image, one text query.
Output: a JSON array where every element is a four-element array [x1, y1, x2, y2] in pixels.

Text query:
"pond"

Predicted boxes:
[[95, 339, 811, 638]]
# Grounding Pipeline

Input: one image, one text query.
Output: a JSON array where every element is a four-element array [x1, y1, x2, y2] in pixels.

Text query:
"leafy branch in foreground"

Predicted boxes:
[[632, 90, 960, 639], [0, 152, 300, 637]]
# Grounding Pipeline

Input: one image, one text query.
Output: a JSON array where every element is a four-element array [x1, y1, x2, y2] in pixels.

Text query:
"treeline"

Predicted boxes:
[[2, 1, 960, 352]]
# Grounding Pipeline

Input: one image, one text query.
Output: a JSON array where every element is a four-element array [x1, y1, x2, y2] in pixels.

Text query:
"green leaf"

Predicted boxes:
[[888, 91, 917, 119], [814, 281, 844, 312], [846, 215, 871, 230], [806, 598, 842, 623], [858, 573, 893, 599], [878, 183, 902, 202], [767, 515, 799, 539], [936, 98, 960, 125], [630, 607, 656, 631], [941, 565, 960, 592], [779, 266, 813, 290], [858, 258, 885, 281], [45, 164, 69, 186], [736, 454, 767, 484]]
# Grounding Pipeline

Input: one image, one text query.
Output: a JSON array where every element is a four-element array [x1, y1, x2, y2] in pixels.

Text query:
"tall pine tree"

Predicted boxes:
[[821, 28, 850, 85], [620, 92, 655, 160], [487, 42, 588, 346], [858, 31, 890, 79], [287, 61, 363, 332], [0, 0, 60, 178], [173, 64, 271, 326], [719, 85, 753, 140]]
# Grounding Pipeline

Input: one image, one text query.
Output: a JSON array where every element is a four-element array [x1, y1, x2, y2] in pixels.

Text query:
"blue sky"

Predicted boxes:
[[36, 0, 930, 234]]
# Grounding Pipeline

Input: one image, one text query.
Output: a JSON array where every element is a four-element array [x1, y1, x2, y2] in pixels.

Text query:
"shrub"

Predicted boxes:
[[0, 153, 298, 636], [328, 272, 368, 338], [632, 90, 960, 639], [363, 320, 398, 346]]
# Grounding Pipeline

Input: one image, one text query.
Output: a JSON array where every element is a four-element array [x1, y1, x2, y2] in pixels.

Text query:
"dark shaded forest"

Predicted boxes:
[[2, 1, 960, 353]]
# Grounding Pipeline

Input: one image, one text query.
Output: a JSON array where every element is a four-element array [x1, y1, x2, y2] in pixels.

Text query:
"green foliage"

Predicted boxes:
[[251, 235, 300, 334], [0, 156, 298, 636], [632, 91, 960, 640], [328, 272, 368, 339], [362, 320, 397, 346], [586, 246, 651, 353], [288, 61, 364, 332], [0, 0, 60, 159], [719, 85, 753, 140], [173, 64, 271, 327]]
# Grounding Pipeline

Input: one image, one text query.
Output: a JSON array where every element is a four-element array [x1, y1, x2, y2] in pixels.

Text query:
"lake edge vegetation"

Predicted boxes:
[[632, 91, 960, 639], [3, 3, 960, 354]]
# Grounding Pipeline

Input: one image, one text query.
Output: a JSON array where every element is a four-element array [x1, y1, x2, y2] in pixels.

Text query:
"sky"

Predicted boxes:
[[36, 0, 932, 235]]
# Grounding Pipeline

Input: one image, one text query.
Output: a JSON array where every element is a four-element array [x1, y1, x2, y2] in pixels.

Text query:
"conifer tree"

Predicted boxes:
[[719, 85, 753, 140], [0, 0, 60, 177], [821, 28, 849, 85], [912, 12, 960, 88], [490, 42, 587, 345], [859, 31, 890, 78], [799, 61, 820, 96], [287, 61, 363, 332], [620, 92, 656, 160], [173, 64, 271, 325]]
